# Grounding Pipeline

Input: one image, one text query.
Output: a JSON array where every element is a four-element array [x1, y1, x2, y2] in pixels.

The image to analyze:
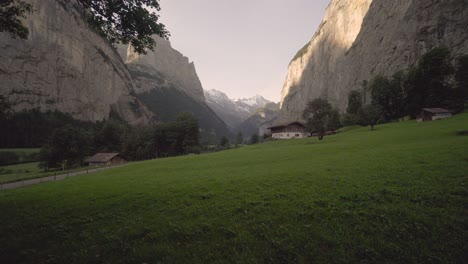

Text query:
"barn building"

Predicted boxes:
[[419, 108, 452, 122], [267, 122, 310, 139], [86, 153, 126, 167]]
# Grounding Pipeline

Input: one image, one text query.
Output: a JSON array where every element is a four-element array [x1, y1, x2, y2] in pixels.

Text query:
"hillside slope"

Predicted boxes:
[[1, 114, 466, 263], [279, 0, 468, 122], [136, 84, 232, 144]]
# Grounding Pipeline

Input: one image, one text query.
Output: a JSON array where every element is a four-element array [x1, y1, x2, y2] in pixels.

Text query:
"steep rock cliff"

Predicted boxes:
[[0, 0, 154, 125], [124, 36, 205, 102], [279, 0, 468, 122], [119, 40, 232, 143]]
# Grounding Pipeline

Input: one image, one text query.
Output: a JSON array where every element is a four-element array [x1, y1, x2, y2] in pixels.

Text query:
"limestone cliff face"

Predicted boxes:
[[0, 0, 154, 125], [119, 40, 232, 142], [279, 0, 468, 122], [124, 36, 205, 102]]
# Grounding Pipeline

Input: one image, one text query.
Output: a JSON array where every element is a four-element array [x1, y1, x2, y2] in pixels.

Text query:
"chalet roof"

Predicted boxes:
[[267, 122, 305, 130], [86, 153, 120, 163], [422, 108, 451, 114]]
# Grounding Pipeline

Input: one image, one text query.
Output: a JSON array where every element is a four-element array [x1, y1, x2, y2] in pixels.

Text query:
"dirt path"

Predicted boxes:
[[0, 164, 129, 191]]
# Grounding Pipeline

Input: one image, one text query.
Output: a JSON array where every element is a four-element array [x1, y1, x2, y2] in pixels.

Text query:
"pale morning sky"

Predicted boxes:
[[158, 0, 330, 102]]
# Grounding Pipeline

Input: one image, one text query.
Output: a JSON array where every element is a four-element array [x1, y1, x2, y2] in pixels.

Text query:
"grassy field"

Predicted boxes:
[[0, 162, 44, 183], [0, 114, 467, 263], [0, 162, 94, 184]]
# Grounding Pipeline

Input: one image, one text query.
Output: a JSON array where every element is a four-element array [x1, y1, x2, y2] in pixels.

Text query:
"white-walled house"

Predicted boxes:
[[268, 122, 310, 139]]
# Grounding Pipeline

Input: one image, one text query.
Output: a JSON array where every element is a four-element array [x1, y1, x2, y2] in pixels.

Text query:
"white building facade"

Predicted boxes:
[[268, 122, 310, 140]]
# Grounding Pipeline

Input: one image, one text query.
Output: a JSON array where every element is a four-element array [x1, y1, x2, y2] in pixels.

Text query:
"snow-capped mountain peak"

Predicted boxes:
[[203, 89, 276, 129], [205, 89, 230, 103], [235, 95, 271, 108]]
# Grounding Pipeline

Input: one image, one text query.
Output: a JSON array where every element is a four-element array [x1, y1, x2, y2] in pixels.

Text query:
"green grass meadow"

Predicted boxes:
[[0, 162, 93, 184], [0, 162, 43, 183], [0, 115, 467, 263]]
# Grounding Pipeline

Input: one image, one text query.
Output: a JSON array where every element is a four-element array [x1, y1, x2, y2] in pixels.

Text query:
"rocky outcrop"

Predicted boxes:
[[124, 36, 205, 102], [0, 0, 154, 125], [279, 0, 468, 122]]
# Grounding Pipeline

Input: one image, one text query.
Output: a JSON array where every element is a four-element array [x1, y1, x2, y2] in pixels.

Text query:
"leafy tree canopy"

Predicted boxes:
[[0, 0, 32, 39], [39, 125, 91, 169], [369, 73, 406, 121], [406, 47, 455, 115], [302, 98, 340, 140], [455, 55, 468, 109], [219, 136, 229, 147], [236, 132, 243, 146], [77, 0, 169, 54], [346, 90, 363, 115], [359, 104, 382, 130], [250, 133, 259, 145]]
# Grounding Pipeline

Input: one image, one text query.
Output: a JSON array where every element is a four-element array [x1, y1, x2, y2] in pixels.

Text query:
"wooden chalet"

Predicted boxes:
[[267, 122, 310, 139], [86, 153, 126, 167], [419, 108, 452, 122]]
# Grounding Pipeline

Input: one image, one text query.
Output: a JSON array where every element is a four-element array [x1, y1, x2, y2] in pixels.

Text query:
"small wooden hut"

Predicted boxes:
[[419, 108, 452, 122]]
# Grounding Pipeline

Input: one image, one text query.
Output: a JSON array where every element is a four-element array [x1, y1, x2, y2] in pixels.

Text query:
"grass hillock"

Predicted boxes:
[[0, 114, 467, 263]]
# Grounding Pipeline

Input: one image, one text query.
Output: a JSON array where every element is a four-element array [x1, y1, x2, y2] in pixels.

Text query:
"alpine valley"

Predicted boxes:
[[1, 0, 467, 141]]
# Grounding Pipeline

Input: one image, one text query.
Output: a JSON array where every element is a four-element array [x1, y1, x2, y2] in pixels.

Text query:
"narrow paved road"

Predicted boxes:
[[0, 164, 129, 191]]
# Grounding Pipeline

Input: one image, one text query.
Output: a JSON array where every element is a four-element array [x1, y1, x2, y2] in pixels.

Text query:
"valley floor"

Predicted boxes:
[[0, 114, 467, 263]]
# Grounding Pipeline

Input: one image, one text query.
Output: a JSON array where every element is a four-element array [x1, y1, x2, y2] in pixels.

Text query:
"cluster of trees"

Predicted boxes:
[[217, 132, 255, 150], [342, 90, 382, 130], [0, 107, 200, 169], [0, 109, 94, 148], [0, 151, 39, 166], [343, 48, 467, 128], [217, 131, 267, 149], [0, 0, 32, 39], [38, 112, 200, 170], [302, 99, 341, 140]]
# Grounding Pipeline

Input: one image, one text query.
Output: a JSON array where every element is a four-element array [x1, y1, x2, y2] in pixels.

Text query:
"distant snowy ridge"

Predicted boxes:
[[204, 89, 276, 130], [234, 95, 271, 108]]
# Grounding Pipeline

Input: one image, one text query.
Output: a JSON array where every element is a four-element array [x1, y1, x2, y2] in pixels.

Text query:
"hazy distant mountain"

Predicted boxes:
[[234, 95, 273, 114], [236, 102, 280, 138], [204, 90, 275, 129]]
